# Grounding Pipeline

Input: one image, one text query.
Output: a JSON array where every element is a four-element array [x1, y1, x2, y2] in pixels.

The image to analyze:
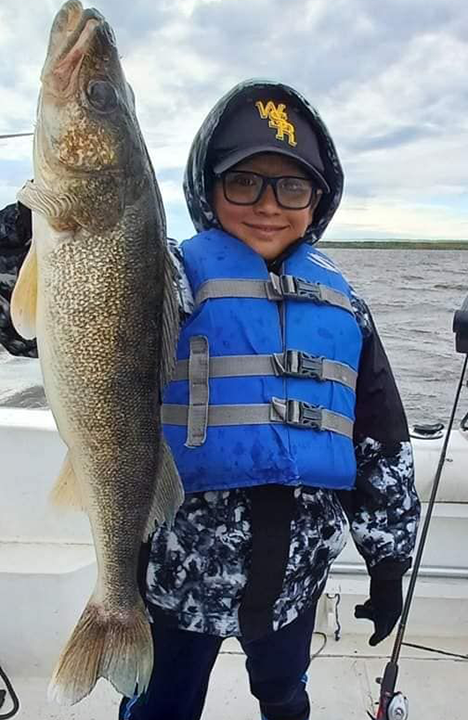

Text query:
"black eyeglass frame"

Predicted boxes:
[[214, 170, 320, 210]]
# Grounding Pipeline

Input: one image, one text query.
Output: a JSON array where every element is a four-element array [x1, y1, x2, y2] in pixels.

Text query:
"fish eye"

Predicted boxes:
[[87, 80, 118, 112]]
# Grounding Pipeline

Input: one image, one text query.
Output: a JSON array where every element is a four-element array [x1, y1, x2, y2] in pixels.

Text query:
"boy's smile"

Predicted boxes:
[[213, 153, 322, 260]]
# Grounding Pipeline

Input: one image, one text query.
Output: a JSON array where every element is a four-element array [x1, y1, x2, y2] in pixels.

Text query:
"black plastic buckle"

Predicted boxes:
[[279, 350, 324, 380], [294, 278, 323, 302], [285, 399, 323, 429], [267, 274, 323, 303]]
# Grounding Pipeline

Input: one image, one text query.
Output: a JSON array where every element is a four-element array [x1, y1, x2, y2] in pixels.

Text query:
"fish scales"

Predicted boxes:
[[39, 207, 164, 591]]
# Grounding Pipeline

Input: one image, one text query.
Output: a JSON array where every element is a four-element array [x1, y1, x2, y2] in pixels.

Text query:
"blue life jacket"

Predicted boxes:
[[162, 229, 363, 492]]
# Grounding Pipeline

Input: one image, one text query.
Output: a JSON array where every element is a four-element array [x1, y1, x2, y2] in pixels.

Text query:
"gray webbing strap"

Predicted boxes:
[[174, 355, 276, 381], [173, 352, 357, 391], [195, 274, 353, 313], [322, 358, 357, 391], [162, 397, 353, 439], [186, 336, 210, 447], [196, 279, 268, 304], [321, 358, 357, 389]]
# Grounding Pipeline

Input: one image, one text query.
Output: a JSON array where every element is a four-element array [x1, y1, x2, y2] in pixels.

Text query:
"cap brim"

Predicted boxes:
[[213, 145, 330, 193]]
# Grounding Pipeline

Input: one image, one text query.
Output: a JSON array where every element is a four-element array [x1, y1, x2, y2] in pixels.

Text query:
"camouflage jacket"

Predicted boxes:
[[0, 202, 37, 357]]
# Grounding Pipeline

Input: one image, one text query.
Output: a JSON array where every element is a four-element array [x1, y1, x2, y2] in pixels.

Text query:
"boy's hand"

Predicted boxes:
[[354, 575, 403, 646]]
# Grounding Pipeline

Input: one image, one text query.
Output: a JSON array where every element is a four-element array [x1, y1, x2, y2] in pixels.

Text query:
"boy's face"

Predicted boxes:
[[212, 153, 322, 260]]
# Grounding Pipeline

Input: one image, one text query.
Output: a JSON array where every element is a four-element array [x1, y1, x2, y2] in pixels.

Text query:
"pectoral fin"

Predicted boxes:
[[10, 240, 38, 339], [17, 180, 75, 220], [49, 452, 85, 512]]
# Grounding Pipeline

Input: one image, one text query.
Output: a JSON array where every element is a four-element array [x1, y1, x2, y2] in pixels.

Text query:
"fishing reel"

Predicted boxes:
[[368, 690, 409, 720]]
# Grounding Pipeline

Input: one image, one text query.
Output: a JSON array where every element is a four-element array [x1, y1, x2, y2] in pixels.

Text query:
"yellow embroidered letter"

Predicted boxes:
[[255, 100, 297, 147]]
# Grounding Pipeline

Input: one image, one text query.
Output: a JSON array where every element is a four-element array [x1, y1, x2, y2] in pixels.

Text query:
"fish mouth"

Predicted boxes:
[[41, 1, 116, 97]]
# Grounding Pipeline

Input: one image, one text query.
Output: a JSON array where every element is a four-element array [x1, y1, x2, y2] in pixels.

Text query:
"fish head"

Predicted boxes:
[[33, 1, 146, 231]]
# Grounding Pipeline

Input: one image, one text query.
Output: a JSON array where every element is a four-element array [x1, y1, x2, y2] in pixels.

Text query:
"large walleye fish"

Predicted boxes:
[[11, 0, 184, 705]]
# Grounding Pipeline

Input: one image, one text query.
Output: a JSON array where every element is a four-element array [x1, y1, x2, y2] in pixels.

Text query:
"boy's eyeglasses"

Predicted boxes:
[[215, 170, 320, 210]]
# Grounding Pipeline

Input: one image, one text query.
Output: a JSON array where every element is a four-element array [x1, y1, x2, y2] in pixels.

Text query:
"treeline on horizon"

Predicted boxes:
[[320, 240, 468, 249]]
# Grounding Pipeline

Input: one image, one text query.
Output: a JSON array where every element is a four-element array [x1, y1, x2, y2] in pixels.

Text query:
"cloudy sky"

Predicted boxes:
[[1, 0, 467, 241]]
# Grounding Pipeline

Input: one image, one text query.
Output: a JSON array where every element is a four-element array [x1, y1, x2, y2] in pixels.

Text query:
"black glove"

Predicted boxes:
[[354, 571, 405, 646]]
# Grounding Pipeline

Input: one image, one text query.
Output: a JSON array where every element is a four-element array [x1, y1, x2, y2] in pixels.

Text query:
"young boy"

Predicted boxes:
[[0, 80, 420, 720], [123, 80, 420, 720]]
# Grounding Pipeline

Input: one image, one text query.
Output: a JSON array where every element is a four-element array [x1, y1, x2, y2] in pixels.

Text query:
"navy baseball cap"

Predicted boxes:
[[210, 95, 330, 192]]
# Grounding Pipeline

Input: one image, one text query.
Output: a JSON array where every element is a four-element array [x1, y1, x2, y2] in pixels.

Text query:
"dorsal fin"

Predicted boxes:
[[159, 248, 180, 390]]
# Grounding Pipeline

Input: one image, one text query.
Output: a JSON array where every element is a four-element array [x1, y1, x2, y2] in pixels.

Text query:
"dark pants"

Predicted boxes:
[[119, 604, 316, 720]]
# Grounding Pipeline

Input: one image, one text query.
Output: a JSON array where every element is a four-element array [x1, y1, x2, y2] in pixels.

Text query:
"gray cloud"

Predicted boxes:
[[348, 125, 440, 152], [1, 0, 468, 238]]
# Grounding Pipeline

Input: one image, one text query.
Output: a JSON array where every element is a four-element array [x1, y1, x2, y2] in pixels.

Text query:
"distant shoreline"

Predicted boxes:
[[320, 240, 468, 249]]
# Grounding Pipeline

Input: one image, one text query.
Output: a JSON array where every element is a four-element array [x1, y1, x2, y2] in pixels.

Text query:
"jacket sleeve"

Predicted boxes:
[[338, 293, 421, 576], [0, 201, 37, 357], [167, 237, 194, 321]]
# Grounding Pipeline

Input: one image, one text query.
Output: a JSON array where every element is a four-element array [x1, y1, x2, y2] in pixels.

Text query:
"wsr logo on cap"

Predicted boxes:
[[255, 100, 297, 147]]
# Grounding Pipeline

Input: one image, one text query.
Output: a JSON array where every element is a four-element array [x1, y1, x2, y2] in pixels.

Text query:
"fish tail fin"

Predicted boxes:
[[48, 593, 153, 705], [144, 437, 184, 537]]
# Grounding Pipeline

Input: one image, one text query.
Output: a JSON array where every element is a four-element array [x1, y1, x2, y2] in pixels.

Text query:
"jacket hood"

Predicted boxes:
[[183, 79, 343, 245]]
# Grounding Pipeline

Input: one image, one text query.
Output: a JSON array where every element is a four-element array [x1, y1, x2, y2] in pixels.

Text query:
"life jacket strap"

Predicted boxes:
[[162, 398, 354, 439], [195, 274, 353, 313], [272, 350, 357, 390], [267, 273, 353, 312], [173, 351, 357, 391], [185, 335, 210, 447], [270, 397, 353, 437]]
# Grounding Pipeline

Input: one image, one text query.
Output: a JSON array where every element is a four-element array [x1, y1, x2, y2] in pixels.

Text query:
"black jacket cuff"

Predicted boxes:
[[368, 557, 412, 582]]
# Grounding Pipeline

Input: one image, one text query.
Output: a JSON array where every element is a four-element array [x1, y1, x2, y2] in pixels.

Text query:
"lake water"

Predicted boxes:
[[327, 248, 468, 426], [1, 248, 467, 426]]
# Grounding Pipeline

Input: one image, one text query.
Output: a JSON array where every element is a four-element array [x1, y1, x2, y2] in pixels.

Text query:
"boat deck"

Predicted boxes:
[[5, 633, 468, 720], [1, 391, 467, 720]]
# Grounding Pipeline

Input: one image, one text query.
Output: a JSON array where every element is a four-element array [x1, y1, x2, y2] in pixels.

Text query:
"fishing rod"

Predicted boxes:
[[0, 133, 33, 140], [369, 294, 468, 720]]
